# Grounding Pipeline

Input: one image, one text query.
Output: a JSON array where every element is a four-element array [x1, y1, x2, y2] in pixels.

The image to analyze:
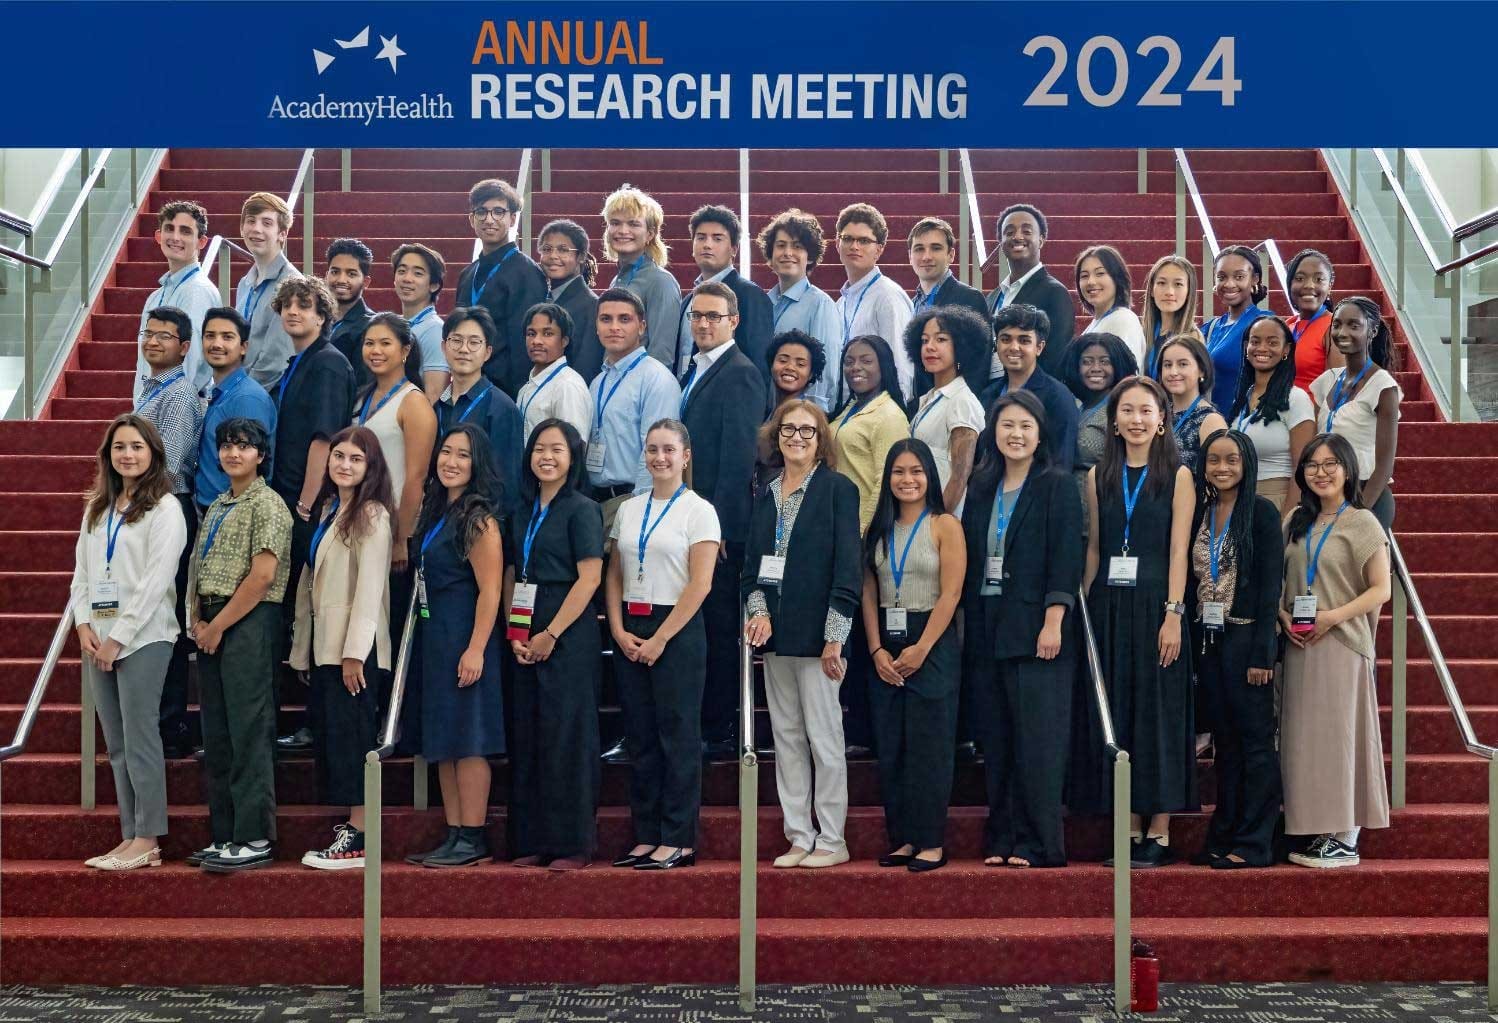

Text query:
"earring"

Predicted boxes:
[[1157, 424, 1166, 435]]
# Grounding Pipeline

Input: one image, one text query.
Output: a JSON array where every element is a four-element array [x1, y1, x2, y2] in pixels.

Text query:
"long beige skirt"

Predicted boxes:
[[1280, 636, 1390, 835]]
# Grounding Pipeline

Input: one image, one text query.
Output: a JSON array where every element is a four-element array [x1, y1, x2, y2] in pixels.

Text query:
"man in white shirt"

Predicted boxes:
[[833, 203, 913, 406], [135, 200, 221, 401], [759, 208, 842, 410], [516, 301, 593, 442], [235, 192, 301, 390], [983, 203, 1076, 380]]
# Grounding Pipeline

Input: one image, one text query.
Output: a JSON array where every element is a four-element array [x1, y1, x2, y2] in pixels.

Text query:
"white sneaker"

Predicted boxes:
[[799, 848, 850, 869], [302, 824, 366, 871], [773, 846, 812, 868]]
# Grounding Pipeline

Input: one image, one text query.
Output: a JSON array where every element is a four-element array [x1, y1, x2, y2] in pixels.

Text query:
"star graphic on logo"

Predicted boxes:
[[375, 34, 406, 73]]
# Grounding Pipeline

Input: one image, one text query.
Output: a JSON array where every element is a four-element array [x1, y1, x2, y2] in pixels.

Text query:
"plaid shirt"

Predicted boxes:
[[136, 367, 205, 495]]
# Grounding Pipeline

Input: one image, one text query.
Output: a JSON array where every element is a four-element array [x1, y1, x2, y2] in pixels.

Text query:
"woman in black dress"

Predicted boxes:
[[1069, 375, 1196, 868], [506, 418, 605, 870], [404, 423, 507, 868]]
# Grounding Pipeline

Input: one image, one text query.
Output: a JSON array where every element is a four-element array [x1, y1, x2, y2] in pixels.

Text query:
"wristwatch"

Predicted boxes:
[[1163, 601, 1185, 616]]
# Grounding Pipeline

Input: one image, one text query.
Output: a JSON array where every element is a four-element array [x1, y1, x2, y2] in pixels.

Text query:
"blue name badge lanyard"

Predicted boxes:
[[772, 292, 794, 328], [618, 254, 647, 287], [520, 497, 550, 582], [469, 247, 517, 306], [239, 275, 275, 325], [409, 306, 436, 329], [104, 505, 132, 575], [1108, 466, 1148, 586], [521, 361, 568, 422], [1326, 361, 1372, 432], [199, 503, 235, 558], [838, 394, 871, 431], [1304, 501, 1349, 594], [986, 472, 1026, 588], [914, 272, 950, 312], [1206, 311, 1239, 359], [279, 345, 313, 401], [596, 350, 649, 431], [307, 498, 340, 569], [158, 266, 200, 309], [1171, 393, 1204, 439], [359, 380, 406, 425], [886, 508, 929, 606], [630, 485, 687, 607], [1293, 306, 1329, 341], [453, 381, 493, 425], [909, 392, 945, 436], [842, 269, 881, 342], [416, 514, 447, 617], [134, 368, 186, 414]]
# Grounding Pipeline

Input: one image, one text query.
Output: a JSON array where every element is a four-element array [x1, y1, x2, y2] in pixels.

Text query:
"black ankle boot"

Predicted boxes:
[[406, 825, 460, 865], [425, 826, 492, 868]]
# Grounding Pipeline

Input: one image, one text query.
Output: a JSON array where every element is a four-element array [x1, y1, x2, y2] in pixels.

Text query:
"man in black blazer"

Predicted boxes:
[[983, 203, 1075, 380], [909, 216, 992, 398], [980, 304, 1079, 471], [679, 281, 768, 759], [672, 205, 773, 383], [452, 178, 549, 397]]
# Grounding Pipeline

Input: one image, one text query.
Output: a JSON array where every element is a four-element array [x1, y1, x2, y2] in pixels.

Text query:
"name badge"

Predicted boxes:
[[1202, 601, 1225, 631], [1291, 593, 1318, 634], [508, 582, 539, 642], [884, 606, 908, 638], [90, 579, 120, 620], [625, 573, 651, 616], [585, 439, 607, 474], [985, 556, 1004, 589], [1107, 555, 1139, 587], [757, 555, 786, 586], [416, 571, 430, 619]]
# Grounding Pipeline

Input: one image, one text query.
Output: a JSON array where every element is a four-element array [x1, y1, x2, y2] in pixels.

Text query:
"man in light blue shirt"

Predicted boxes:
[[234, 192, 300, 390], [193, 307, 278, 509], [588, 287, 682, 507], [758, 208, 842, 410], [135, 200, 221, 401]]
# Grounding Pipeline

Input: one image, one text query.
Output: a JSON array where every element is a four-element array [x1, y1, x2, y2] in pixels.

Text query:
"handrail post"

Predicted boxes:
[[23, 255, 36, 419], [129, 148, 139, 208], [1113, 750, 1131, 1017], [80, 665, 96, 810], [1137, 148, 1148, 195], [1349, 149, 1360, 212], [302, 151, 316, 276], [363, 749, 383, 1015], [541, 149, 552, 193], [341, 149, 352, 193], [1174, 160, 1186, 258], [1449, 239, 1464, 423], [1391, 575, 1408, 809], [1490, 756, 1498, 1011], [958, 179, 971, 286], [217, 241, 232, 305], [1395, 150, 1407, 312], [79, 149, 91, 308], [939, 149, 949, 195], [738, 614, 757, 1011], [738, 149, 751, 277], [413, 755, 428, 811]]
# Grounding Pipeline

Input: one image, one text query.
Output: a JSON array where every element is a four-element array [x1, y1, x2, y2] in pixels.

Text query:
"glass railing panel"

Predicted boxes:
[[84, 150, 132, 298], [1461, 250, 1498, 420]]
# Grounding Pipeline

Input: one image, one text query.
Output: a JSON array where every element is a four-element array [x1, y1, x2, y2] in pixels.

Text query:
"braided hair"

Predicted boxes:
[[1226, 316, 1298, 427], [1285, 248, 1335, 318], [1213, 245, 1269, 306], [1194, 428, 1260, 581], [1333, 295, 1395, 370]]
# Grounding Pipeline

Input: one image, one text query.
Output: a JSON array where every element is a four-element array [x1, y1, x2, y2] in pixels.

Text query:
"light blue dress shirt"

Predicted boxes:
[[587, 346, 683, 492], [766, 277, 842, 410]]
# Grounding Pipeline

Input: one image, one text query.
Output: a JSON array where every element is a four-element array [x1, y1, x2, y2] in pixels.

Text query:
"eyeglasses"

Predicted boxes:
[[537, 245, 577, 257], [139, 330, 181, 343], [687, 311, 731, 324], [471, 206, 512, 222], [1303, 460, 1343, 477], [838, 235, 879, 247], [778, 424, 818, 440], [445, 334, 489, 351]]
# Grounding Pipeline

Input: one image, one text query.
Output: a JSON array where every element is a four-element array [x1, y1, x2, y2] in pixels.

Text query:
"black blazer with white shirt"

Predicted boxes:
[[960, 466, 1082, 660], [679, 342, 766, 543], [677, 268, 774, 382], [986, 265, 1075, 380]]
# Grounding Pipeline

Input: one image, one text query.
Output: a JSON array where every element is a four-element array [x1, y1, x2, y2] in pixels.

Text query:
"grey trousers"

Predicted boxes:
[[763, 652, 847, 854], [85, 639, 173, 839]]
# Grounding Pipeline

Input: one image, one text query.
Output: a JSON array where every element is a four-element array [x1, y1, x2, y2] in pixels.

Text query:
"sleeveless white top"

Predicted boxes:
[[357, 381, 417, 512]]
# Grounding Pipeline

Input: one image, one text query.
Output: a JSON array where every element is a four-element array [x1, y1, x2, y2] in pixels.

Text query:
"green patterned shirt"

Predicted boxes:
[[188, 476, 293, 604]]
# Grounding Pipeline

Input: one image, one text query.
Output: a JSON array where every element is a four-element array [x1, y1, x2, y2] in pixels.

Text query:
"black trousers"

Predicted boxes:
[[868, 610, 959, 850], [699, 540, 744, 744], [158, 493, 199, 746], [966, 598, 1073, 866], [277, 497, 315, 729], [841, 615, 875, 749], [198, 599, 280, 844], [1198, 622, 1280, 865], [614, 607, 706, 847], [308, 653, 384, 807]]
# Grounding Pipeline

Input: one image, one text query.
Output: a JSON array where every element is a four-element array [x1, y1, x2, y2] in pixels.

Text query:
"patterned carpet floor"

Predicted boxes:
[[2, 983, 1497, 1022]]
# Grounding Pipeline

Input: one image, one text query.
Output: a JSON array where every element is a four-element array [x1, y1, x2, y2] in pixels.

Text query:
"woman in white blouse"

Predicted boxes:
[[1309, 297, 1402, 531], [70, 414, 188, 870], [904, 307, 987, 512], [1075, 245, 1146, 369], [1226, 316, 1316, 512]]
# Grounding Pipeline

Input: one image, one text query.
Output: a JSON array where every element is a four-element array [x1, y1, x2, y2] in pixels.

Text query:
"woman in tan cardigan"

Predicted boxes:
[[291, 425, 396, 870]]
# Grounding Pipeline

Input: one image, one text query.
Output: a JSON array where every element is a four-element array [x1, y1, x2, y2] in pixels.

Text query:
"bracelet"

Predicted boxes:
[[543, 628, 559, 641], [870, 646, 887, 658]]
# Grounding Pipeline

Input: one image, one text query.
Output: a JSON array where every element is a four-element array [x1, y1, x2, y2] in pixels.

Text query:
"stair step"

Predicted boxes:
[[0, 456, 95, 492]]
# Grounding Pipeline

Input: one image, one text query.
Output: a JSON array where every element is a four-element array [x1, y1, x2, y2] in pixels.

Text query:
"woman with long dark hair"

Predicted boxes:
[[1075, 244, 1145, 367], [1061, 332, 1138, 531], [860, 438, 965, 871], [404, 423, 507, 868], [506, 418, 605, 870], [1186, 429, 1285, 868], [1285, 248, 1339, 391], [291, 425, 396, 870], [1068, 376, 1196, 867], [1279, 434, 1391, 867], [904, 308, 988, 511], [962, 391, 1082, 867], [70, 414, 186, 869], [1227, 316, 1315, 512], [830, 333, 910, 535]]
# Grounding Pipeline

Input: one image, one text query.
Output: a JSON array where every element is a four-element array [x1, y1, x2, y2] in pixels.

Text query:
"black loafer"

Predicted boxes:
[[878, 850, 915, 867], [600, 739, 630, 764], [907, 853, 947, 873], [1210, 854, 1257, 870], [612, 850, 654, 868], [635, 849, 695, 870], [275, 727, 314, 753], [1189, 849, 1224, 866]]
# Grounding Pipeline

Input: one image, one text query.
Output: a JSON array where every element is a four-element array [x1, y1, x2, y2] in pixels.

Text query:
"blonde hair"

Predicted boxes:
[[600, 185, 668, 266], [241, 191, 291, 233]]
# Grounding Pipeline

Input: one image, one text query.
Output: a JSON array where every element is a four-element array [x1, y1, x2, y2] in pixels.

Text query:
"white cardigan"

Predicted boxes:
[[290, 502, 393, 671], [69, 498, 188, 657]]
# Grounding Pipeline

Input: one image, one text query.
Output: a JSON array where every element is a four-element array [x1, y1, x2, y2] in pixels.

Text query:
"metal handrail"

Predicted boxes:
[[957, 149, 989, 286], [1173, 148, 1220, 261], [1253, 238, 1291, 307], [737, 149, 751, 275], [362, 586, 419, 1016], [0, 150, 114, 273], [0, 613, 72, 763], [737, 613, 757, 1012], [1435, 237, 1498, 277], [287, 149, 317, 275], [0, 206, 34, 237], [1370, 149, 1445, 274], [1077, 596, 1129, 1018]]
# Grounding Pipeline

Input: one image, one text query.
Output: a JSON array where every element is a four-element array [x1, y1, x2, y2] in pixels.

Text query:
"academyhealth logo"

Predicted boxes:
[[311, 26, 406, 75]]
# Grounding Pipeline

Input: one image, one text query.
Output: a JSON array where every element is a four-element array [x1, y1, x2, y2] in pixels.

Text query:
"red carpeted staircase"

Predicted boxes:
[[1, 148, 1493, 986]]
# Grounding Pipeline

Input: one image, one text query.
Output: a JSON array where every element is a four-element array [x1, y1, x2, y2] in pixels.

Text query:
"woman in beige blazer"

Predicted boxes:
[[291, 425, 396, 870]]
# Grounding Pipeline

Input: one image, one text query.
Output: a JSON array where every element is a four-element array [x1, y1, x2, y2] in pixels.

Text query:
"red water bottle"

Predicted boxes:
[[1131, 938, 1160, 1012]]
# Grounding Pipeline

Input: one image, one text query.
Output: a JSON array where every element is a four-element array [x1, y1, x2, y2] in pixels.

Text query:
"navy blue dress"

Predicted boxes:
[[418, 514, 506, 760]]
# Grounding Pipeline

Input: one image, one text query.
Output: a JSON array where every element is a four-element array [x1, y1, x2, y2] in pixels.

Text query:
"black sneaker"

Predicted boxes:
[[1103, 838, 1141, 868], [302, 824, 365, 871], [1290, 836, 1360, 868], [200, 842, 274, 873], [1129, 836, 1176, 869]]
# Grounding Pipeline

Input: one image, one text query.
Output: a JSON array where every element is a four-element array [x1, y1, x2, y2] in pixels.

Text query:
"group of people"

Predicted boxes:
[[68, 178, 1398, 875]]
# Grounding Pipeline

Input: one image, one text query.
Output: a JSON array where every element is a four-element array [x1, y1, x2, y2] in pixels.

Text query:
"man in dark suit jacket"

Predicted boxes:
[[979, 303, 1079, 471], [452, 179, 548, 397], [679, 280, 768, 758], [672, 205, 773, 382], [984, 203, 1076, 380], [909, 216, 993, 398]]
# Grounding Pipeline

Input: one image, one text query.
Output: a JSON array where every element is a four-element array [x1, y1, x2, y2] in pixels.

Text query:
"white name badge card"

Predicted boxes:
[[985, 556, 1004, 589], [884, 606, 908, 638], [585, 440, 607, 474], [1291, 593, 1318, 633], [90, 579, 120, 620], [757, 555, 786, 586], [1202, 601, 1225, 630], [625, 574, 652, 616], [1108, 555, 1139, 587]]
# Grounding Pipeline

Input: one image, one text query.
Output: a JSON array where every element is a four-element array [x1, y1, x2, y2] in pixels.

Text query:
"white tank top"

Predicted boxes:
[[357, 381, 416, 512]]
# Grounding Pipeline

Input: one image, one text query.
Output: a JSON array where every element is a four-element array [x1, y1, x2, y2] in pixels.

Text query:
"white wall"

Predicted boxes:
[[0, 149, 73, 226], [1412, 148, 1498, 226]]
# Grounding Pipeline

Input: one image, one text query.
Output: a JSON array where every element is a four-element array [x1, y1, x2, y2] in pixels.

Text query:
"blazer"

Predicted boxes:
[[961, 467, 1082, 661], [677, 268, 775, 381], [912, 275, 994, 400], [1186, 494, 1284, 670], [979, 366, 1080, 472], [551, 276, 603, 383], [290, 503, 393, 672], [455, 242, 550, 396], [986, 265, 1075, 380], [741, 466, 863, 658], [680, 343, 767, 543]]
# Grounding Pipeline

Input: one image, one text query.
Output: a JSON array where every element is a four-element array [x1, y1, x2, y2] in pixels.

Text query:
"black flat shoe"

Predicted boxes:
[[635, 849, 695, 870], [907, 854, 947, 873], [1189, 849, 1224, 867], [612, 850, 654, 868], [600, 738, 630, 764], [1210, 854, 1258, 870], [878, 850, 915, 867]]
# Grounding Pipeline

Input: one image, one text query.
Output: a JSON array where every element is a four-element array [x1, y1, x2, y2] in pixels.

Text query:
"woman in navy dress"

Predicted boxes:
[[405, 423, 506, 868]]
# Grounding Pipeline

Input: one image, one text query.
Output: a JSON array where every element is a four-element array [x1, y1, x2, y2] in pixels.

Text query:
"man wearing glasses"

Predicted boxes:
[[452, 179, 548, 397], [672, 205, 774, 381], [134, 200, 221, 403], [833, 203, 914, 405], [678, 281, 767, 761]]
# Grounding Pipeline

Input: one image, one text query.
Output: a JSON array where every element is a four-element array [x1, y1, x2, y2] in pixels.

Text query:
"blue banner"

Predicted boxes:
[[5, 1, 1486, 146]]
